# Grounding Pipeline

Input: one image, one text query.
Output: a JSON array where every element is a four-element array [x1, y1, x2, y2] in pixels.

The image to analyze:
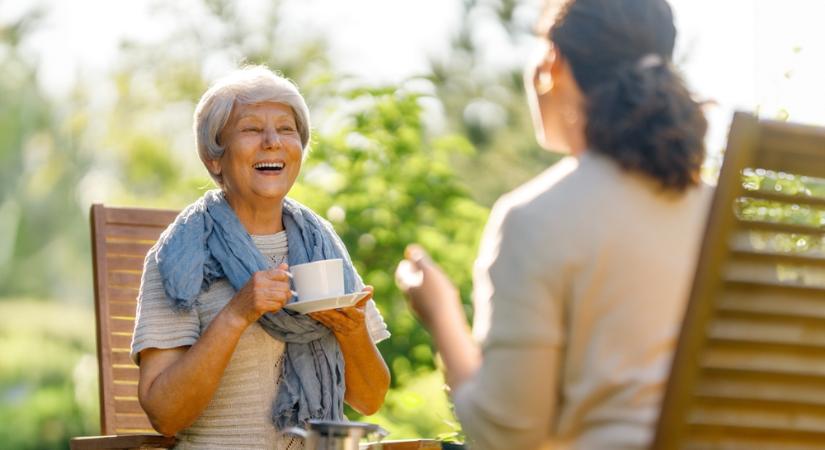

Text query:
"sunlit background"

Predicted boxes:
[[1, 0, 823, 448]]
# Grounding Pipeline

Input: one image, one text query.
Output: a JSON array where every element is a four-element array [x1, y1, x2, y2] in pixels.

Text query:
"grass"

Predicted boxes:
[[0, 299, 99, 450]]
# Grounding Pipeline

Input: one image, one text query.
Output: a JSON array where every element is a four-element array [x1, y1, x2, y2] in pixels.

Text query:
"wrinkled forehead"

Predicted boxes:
[[228, 101, 297, 124]]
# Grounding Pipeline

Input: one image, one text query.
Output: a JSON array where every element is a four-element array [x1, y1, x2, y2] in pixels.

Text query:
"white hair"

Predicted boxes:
[[193, 65, 311, 184]]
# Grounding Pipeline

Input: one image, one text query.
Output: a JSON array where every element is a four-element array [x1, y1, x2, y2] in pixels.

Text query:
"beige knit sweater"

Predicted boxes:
[[453, 153, 712, 450]]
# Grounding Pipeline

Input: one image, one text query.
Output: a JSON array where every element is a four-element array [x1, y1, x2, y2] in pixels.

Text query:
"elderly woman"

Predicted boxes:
[[130, 66, 391, 449]]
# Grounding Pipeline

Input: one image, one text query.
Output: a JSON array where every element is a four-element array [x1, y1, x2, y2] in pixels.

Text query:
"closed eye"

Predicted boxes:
[[243, 127, 262, 133]]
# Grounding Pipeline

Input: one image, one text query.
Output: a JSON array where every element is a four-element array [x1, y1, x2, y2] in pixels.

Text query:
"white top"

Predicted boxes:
[[131, 231, 390, 450], [453, 153, 712, 450]]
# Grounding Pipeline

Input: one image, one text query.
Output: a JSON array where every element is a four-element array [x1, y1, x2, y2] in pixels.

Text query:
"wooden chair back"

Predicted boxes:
[[89, 204, 178, 435], [653, 112, 825, 448]]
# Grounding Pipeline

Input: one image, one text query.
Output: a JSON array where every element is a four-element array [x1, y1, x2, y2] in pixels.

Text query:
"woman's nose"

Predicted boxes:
[[263, 129, 281, 149]]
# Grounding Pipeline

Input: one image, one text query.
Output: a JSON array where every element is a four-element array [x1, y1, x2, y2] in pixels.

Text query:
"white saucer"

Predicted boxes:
[[284, 291, 370, 315]]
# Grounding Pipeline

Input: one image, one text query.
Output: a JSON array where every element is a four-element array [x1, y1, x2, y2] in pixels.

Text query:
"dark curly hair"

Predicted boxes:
[[550, 0, 707, 191]]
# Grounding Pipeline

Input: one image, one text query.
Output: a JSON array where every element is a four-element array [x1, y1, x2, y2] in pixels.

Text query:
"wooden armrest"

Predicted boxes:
[[363, 439, 443, 449], [70, 434, 177, 450]]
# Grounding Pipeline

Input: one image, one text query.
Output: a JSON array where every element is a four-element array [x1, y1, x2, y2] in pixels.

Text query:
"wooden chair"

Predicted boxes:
[[71, 204, 451, 449], [71, 204, 178, 449], [653, 112, 825, 449]]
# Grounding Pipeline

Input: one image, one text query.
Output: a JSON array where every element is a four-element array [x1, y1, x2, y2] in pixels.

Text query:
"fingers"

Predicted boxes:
[[229, 277, 292, 326], [354, 287, 373, 308], [249, 269, 294, 310], [267, 285, 294, 302], [250, 287, 290, 316], [310, 311, 354, 333], [264, 264, 292, 282], [404, 244, 430, 267], [395, 259, 423, 291]]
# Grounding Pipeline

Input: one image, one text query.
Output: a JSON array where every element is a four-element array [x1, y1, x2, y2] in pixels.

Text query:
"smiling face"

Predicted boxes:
[[207, 101, 303, 209]]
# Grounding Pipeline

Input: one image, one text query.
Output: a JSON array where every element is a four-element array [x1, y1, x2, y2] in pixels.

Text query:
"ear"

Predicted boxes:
[[205, 158, 222, 178], [534, 43, 568, 96], [532, 47, 555, 96], [549, 48, 582, 94], [548, 46, 568, 85]]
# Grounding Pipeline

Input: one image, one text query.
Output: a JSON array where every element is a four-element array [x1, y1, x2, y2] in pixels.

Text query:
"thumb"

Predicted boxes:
[[404, 244, 430, 269], [356, 285, 374, 307]]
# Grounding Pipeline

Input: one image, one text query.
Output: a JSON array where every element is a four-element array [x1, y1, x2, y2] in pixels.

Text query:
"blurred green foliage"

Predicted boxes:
[[736, 168, 825, 256], [0, 301, 98, 449], [0, 12, 94, 301], [293, 87, 488, 378], [430, 0, 561, 205]]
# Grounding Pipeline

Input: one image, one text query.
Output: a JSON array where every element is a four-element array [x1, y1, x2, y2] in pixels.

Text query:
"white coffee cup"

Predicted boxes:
[[291, 258, 345, 302]]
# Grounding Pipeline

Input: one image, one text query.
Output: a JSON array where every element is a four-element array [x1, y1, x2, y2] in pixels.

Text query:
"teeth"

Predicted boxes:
[[254, 162, 285, 169]]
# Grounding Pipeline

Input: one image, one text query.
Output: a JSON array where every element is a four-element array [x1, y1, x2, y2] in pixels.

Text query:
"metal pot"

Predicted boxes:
[[282, 420, 388, 450]]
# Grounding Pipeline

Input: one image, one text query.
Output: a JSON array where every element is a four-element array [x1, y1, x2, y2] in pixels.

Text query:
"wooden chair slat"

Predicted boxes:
[[113, 413, 154, 427], [697, 376, 825, 408], [735, 218, 825, 236], [683, 440, 821, 450], [105, 224, 168, 242], [104, 241, 155, 257], [108, 302, 139, 318], [709, 315, 825, 347], [112, 383, 139, 398], [722, 280, 825, 305], [702, 342, 825, 374], [685, 423, 825, 445], [105, 255, 146, 272], [114, 398, 145, 415], [107, 272, 142, 289], [688, 402, 825, 433], [693, 395, 825, 420], [104, 207, 178, 227], [109, 317, 138, 334], [110, 333, 134, 349], [701, 367, 825, 385], [107, 289, 139, 303], [723, 278, 825, 296], [716, 306, 825, 326], [110, 350, 135, 366], [112, 365, 139, 381], [730, 248, 825, 268]]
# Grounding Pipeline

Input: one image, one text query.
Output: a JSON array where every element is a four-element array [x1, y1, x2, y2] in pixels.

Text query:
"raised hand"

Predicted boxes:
[[395, 244, 461, 330]]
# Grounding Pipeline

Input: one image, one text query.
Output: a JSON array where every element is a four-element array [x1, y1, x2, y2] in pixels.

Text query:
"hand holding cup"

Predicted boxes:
[[225, 262, 293, 328]]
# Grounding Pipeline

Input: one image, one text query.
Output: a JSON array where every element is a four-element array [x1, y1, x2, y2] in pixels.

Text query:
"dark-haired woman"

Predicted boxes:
[[395, 0, 712, 449]]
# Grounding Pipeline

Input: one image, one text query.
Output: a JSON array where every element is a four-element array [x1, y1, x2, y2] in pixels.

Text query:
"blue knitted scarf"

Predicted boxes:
[[154, 190, 363, 429]]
